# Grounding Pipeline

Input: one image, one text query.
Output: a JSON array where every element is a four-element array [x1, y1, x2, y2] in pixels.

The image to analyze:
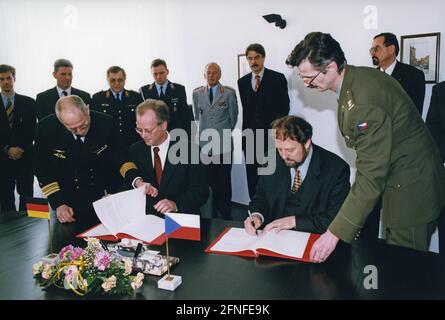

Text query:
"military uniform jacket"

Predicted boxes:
[[329, 65, 445, 243], [36, 87, 91, 120], [139, 81, 194, 135], [91, 89, 142, 147], [0, 93, 36, 165], [192, 83, 238, 152], [34, 111, 140, 210]]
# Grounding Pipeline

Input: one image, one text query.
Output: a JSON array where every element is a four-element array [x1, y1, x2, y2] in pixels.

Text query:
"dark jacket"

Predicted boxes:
[[36, 87, 91, 120]]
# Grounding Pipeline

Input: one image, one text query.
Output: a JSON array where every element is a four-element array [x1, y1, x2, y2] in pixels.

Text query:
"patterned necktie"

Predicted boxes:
[[209, 87, 213, 104], [153, 146, 163, 186], [159, 86, 164, 99], [62, 91, 68, 97], [5, 98, 14, 128], [291, 168, 302, 192], [255, 75, 261, 92]]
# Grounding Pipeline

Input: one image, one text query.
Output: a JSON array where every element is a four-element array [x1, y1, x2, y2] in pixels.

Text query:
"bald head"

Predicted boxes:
[[204, 62, 221, 87], [55, 95, 91, 136]]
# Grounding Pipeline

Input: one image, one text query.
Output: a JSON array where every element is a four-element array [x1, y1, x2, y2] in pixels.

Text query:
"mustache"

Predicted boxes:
[[371, 56, 379, 65]]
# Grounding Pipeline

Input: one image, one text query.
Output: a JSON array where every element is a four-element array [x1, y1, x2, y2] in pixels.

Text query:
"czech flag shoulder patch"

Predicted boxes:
[[356, 122, 369, 131]]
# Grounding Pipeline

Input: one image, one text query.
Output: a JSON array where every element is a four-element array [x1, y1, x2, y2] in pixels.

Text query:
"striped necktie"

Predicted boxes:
[[5, 98, 14, 128], [291, 168, 302, 192], [255, 75, 261, 92]]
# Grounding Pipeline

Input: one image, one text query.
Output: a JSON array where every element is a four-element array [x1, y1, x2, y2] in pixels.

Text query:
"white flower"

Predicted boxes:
[[102, 275, 117, 292], [32, 261, 43, 276], [85, 238, 101, 250], [131, 272, 144, 290], [122, 258, 133, 276], [41, 263, 53, 280]]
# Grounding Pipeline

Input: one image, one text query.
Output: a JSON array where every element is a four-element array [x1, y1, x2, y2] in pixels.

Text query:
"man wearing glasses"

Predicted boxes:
[[91, 66, 143, 148], [34, 95, 141, 229], [370, 32, 425, 115], [129, 99, 209, 216], [286, 32, 445, 263]]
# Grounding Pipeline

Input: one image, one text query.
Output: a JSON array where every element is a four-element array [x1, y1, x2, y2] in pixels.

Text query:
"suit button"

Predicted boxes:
[[74, 179, 78, 182], [397, 184, 401, 188], [120, 129, 123, 132], [75, 186, 80, 190], [89, 169, 93, 172], [103, 110, 107, 113], [118, 110, 121, 114], [119, 117, 122, 120], [119, 123, 122, 126]]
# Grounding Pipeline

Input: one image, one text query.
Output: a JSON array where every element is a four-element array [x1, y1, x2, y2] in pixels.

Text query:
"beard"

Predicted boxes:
[[372, 56, 380, 66], [283, 149, 308, 168]]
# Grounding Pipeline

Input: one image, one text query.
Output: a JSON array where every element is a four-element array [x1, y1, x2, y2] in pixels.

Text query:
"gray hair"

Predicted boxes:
[[205, 62, 221, 73], [136, 99, 169, 123], [55, 95, 89, 120]]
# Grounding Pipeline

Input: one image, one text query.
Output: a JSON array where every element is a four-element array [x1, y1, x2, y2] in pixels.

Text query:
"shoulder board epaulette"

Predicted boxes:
[[149, 84, 154, 90], [105, 90, 110, 98], [125, 90, 129, 98], [193, 86, 205, 93]]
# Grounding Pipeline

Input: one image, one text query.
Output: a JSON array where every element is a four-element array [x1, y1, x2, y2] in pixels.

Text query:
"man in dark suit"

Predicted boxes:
[[0, 64, 36, 212], [370, 32, 425, 115], [91, 66, 142, 148], [238, 43, 290, 199], [139, 59, 194, 137], [36, 59, 91, 120], [426, 81, 445, 162], [129, 99, 209, 216], [244, 116, 350, 235], [34, 95, 141, 229]]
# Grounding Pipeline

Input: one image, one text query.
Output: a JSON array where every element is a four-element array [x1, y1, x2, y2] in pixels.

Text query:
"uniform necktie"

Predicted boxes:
[[291, 168, 302, 192], [209, 87, 213, 104], [255, 75, 261, 92], [159, 86, 164, 99], [5, 98, 14, 128], [115, 92, 120, 101], [153, 146, 162, 186], [62, 91, 68, 97]]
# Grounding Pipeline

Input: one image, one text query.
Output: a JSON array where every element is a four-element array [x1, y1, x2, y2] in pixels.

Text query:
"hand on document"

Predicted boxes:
[[310, 229, 339, 263], [153, 199, 177, 214], [244, 215, 262, 236], [135, 179, 159, 197], [263, 216, 296, 235]]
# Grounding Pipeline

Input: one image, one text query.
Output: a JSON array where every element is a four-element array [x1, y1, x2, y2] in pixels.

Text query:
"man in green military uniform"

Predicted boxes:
[[91, 66, 142, 148], [286, 32, 445, 262]]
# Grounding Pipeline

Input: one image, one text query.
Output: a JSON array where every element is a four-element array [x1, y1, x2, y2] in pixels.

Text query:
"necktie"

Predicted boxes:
[[5, 98, 14, 128], [62, 91, 68, 97], [153, 146, 163, 186], [255, 75, 261, 92], [291, 168, 302, 193], [115, 93, 120, 101], [159, 86, 164, 99], [209, 87, 213, 104]]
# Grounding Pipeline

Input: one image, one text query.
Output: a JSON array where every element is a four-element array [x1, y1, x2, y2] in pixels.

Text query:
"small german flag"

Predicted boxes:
[[26, 198, 50, 220]]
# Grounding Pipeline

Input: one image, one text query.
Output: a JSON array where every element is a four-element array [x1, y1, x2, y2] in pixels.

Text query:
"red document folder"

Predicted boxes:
[[205, 227, 320, 262], [76, 224, 166, 246]]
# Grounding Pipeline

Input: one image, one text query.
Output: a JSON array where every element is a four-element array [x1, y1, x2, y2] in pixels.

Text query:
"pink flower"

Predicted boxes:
[[64, 266, 79, 283], [94, 251, 111, 271], [59, 245, 84, 261]]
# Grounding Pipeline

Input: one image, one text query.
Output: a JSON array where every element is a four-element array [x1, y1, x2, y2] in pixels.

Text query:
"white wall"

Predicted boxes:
[[2, 0, 444, 250]]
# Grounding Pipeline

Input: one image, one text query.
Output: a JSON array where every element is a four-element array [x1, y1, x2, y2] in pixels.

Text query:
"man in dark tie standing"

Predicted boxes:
[[0, 64, 36, 212], [139, 59, 194, 137], [36, 59, 91, 120], [238, 43, 290, 199]]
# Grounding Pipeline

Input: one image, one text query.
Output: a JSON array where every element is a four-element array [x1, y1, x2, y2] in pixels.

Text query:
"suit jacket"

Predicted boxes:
[[139, 81, 194, 135], [91, 89, 142, 147], [237, 68, 289, 132], [330, 65, 445, 243], [129, 139, 209, 215], [0, 93, 36, 165], [36, 86, 91, 120], [249, 144, 350, 234], [390, 61, 425, 115], [34, 111, 140, 212], [192, 83, 238, 152], [426, 81, 445, 162]]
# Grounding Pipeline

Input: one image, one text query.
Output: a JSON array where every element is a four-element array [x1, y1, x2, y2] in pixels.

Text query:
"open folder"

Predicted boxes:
[[205, 227, 320, 262], [77, 186, 166, 245]]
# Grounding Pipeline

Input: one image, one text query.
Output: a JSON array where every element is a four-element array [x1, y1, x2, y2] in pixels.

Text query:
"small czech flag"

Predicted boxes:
[[357, 122, 369, 131], [165, 213, 200, 241]]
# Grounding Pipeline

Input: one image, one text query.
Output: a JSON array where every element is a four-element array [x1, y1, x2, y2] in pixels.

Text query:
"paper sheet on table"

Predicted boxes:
[[93, 186, 146, 235], [80, 223, 111, 237], [119, 214, 165, 243], [210, 227, 310, 259]]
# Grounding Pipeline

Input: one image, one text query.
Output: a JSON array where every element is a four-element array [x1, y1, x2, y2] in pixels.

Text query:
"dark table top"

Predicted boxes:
[[1, 212, 444, 300]]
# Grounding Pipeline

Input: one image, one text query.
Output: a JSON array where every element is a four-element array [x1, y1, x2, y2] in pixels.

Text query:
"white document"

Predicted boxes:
[[89, 186, 165, 243], [210, 227, 310, 259]]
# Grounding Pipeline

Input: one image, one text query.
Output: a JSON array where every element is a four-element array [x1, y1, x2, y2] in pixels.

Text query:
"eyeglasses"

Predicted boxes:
[[135, 123, 161, 136], [369, 45, 387, 54], [299, 68, 326, 88]]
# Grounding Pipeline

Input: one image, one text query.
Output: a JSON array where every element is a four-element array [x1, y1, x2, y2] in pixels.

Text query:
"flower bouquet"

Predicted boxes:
[[32, 238, 144, 296]]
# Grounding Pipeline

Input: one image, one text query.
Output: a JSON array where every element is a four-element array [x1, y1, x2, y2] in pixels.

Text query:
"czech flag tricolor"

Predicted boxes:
[[165, 213, 200, 241], [26, 198, 50, 220]]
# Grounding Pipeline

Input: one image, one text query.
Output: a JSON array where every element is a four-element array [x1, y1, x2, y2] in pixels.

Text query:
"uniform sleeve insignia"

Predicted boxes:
[[357, 122, 368, 131], [347, 99, 355, 110]]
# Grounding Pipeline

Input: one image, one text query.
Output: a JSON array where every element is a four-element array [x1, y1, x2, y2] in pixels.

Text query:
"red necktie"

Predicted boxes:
[[255, 75, 261, 92], [153, 146, 162, 186]]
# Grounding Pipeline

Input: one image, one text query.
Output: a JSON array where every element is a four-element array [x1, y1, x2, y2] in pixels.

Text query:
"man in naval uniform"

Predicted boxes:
[[139, 59, 194, 137], [91, 66, 142, 148], [193, 62, 238, 220]]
